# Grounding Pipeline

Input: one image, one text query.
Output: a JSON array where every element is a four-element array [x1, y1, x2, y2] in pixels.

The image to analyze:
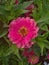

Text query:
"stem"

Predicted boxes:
[[3, 36, 10, 45], [41, 48, 43, 56]]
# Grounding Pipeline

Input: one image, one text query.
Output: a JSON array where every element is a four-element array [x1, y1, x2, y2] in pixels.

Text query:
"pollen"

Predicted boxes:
[[32, 55, 36, 61], [19, 26, 28, 37]]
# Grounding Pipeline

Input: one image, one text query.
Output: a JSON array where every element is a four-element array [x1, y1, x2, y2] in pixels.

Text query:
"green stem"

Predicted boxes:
[[41, 48, 43, 56], [3, 36, 10, 45]]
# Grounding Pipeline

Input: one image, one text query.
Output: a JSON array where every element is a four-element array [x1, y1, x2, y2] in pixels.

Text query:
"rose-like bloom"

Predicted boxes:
[[25, 4, 34, 17], [26, 4, 34, 10], [23, 49, 34, 57], [28, 55, 39, 64], [22, 49, 39, 64], [8, 17, 39, 48]]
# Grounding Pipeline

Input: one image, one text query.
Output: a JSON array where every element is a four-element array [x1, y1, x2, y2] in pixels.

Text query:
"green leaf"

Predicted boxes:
[[0, 40, 9, 57], [0, 29, 7, 38], [32, 8, 39, 20], [32, 0, 43, 20], [0, 21, 8, 38], [2, 57, 9, 65], [4, 46, 13, 57], [43, 40, 49, 49], [37, 16, 49, 23], [40, 24, 48, 31], [21, 1, 33, 9], [35, 35, 49, 55], [42, 31, 49, 39], [0, 15, 7, 24], [16, 1, 33, 9], [33, 44, 41, 56], [13, 9, 28, 18], [37, 42, 45, 56], [10, 45, 22, 60], [37, 12, 49, 23], [19, 61, 23, 65], [32, 0, 49, 23], [8, 54, 18, 65]]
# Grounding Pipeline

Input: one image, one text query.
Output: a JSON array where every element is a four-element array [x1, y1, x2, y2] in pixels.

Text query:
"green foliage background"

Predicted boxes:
[[0, 0, 49, 65]]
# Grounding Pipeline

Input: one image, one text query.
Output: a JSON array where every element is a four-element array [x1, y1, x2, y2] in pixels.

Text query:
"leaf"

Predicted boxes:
[[8, 54, 18, 65], [0, 29, 7, 38], [43, 40, 49, 49], [16, 1, 33, 9], [32, 0, 43, 20], [14, 9, 28, 18], [40, 24, 48, 31], [42, 31, 49, 39], [0, 15, 7, 23], [42, 0, 49, 12], [37, 42, 45, 56], [33, 44, 41, 56], [35, 35, 49, 56], [0, 21, 8, 38], [2, 57, 9, 65], [4, 46, 13, 57], [0, 1, 33, 24], [10, 45, 22, 60], [32, 0, 49, 23], [32, 8, 39, 20], [37, 11, 49, 24], [19, 61, 23, 65], [37, 16, 49, 23], [21, 1, 33, 9], [0, 39, 9, 57]]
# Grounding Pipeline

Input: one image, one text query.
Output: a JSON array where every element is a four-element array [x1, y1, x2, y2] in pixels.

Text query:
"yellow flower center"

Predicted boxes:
[[32, 55, 35, 61], [19, 26, 28, 37]]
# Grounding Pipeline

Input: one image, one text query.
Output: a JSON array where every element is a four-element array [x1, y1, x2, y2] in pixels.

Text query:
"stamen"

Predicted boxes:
[[18, 26, 28, 37]]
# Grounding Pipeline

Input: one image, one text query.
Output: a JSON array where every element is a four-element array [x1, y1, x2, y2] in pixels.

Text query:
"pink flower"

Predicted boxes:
[[8, 17, 39, 48], [15, 0, 18, 4], [24, 12, 32, 17], [23, 49, 34, 57], [28, 55, 39, 64], [47, 54, 49, 59], [26, 4, 34, 10], [22, 49, 39, 64], [25, 4, 34, 17], [23, 49, 29, 57]]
